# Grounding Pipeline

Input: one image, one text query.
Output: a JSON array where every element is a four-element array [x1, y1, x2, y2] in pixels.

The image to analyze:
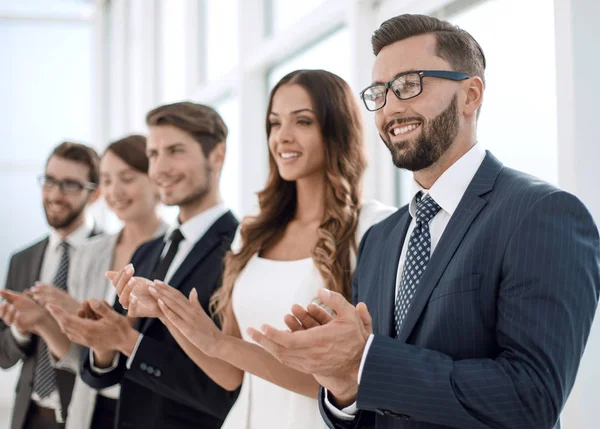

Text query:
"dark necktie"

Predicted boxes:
[[33, 240, 70, 398], [152, 229, 185, 282], [394, 193, 441, 337]]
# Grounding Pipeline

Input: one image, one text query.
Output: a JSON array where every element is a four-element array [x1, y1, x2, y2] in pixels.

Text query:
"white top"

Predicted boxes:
[[223, 200, 396, 429], [327, 143, 487, 420]]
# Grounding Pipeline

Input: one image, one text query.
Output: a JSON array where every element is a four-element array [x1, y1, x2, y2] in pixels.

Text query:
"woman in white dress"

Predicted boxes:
[[113, 69, 395, 428], [38, 135, 167, 429]]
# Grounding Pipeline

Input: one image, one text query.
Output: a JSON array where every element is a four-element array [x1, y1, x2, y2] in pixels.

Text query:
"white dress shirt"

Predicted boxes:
[[326, 144, 487, 419], [11, 216, 95, 412], [90, 203, 229, 372]]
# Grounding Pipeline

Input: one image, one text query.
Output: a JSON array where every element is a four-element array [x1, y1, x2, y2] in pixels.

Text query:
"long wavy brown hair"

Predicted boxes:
[[211, 69, 366, 325]]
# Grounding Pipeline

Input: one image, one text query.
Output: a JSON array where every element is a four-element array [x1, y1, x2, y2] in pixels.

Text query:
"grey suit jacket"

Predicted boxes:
[[0, 228, 101, 429], [58, 222, 168, 429], [320, 152, 600, 429]]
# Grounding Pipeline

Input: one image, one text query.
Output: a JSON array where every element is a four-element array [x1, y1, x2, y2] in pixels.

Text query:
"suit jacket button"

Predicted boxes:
[[140, 362, 147, 371], [147, 366, 154, 374], [155, 369, 161, 377]]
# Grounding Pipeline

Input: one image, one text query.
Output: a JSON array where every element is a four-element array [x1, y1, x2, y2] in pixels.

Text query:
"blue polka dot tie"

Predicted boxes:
[[394, 193, 441, 337]]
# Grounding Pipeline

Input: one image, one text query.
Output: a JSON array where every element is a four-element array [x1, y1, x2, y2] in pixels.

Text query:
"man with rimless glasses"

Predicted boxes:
[[0, 142, 102, 429], [250, 14, 600, 429]]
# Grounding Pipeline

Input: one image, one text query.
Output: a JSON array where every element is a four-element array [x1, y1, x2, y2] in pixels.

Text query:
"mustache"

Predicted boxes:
[[384, 116, 425, 134]]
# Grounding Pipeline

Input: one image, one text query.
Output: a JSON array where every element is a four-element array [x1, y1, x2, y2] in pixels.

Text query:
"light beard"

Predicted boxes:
[[163, 164, 213, 209], [381, 95, 459, 172]]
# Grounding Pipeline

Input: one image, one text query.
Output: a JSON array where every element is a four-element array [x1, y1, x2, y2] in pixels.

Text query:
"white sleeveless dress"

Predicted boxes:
[[223, 200, 396, 429]]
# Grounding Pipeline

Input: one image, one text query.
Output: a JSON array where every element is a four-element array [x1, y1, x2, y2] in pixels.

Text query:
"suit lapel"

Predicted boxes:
[[30, 238, 49, 286], [376, 210, 411, 337], [397, 152, 503, 342]]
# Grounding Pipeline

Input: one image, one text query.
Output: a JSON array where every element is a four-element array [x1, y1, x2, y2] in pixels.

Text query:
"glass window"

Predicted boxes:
[[448, 0, 557, 184], [267, 0, 328, 36], [267, 27, 351, 91], [159, 0, 189, 103], [214, 97, 241, 217], [0, 0, 93, 16], [205, 0, 239, 82]]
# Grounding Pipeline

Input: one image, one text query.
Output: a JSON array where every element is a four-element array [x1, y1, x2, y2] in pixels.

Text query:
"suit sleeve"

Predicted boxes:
[[354, 191, 600, 429], [0, 254, 37, 369], [320, 226, 374, 429], [124, 334, 239, 418]]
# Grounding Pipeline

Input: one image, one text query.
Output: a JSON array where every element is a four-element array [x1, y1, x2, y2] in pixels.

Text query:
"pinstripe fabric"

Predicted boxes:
[[320, 152, 600, 429]]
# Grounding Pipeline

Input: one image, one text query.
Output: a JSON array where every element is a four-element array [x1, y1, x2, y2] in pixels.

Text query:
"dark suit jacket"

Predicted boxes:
[[0, 228, 102, 429], [80, 211, 240, 429], [320, 152, 600, 429]]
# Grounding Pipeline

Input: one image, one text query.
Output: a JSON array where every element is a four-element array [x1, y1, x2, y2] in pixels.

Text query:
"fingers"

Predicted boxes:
[[356, 302, 373, 334], [284, 314, 304, 332], [290, 304, 320, 329], [317, 288, 353, 317], [3, 304, 17, 325], [189, 288, 200, 307], [113, 264, 135, 298], [157, 299, 184, 328], [89, 300, 118, 320], [307, 303, 334, 326], [118, 277, 139, 309], [0, 290, 21, 302], [105, 271, 117, 280], [150, 282, 192, 321]]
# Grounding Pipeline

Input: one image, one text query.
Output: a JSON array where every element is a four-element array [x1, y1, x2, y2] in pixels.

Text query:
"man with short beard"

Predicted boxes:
[[63, 102, 240, 429], [249, 14, 600, 429], [0, 142, 101, 429]]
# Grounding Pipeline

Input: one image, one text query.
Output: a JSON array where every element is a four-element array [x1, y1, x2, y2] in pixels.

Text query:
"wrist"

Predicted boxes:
[[211, 331, 230, 359], [118, 327, 140, 357], [93, 348, 116, 368], [330, 381, 359, 409]]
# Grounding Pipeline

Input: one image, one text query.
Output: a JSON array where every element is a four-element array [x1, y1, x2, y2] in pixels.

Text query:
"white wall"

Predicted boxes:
[[0, 6, 93, 425]]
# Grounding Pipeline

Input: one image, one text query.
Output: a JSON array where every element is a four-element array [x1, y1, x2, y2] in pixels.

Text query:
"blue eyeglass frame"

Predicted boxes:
[[359, 70, 471, 111]]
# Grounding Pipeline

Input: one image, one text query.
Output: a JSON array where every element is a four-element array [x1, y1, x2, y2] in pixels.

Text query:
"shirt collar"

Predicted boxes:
[[48, 215, 95, 251], [165, 203, 228, 245], [408, 143, 486, 219]]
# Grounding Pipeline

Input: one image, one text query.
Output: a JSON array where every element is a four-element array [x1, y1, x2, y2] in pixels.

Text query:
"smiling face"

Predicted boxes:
[[42, 156, 93, 229], [146, 124, 212, 208], [267, 84, 326, 182], [373, 34, 465, 171], [99, 150, 157, 223]]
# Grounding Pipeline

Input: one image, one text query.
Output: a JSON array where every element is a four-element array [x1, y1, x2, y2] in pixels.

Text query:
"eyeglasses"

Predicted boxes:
[[38, 175, 97, 195], [359, 70, 470, 112]]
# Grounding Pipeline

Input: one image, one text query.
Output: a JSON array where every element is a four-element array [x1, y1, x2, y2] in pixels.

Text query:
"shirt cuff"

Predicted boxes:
[[89, 350, 120, 374], [358, 334, 374, 384], [10, 324, 31, 345], [324, 389, 358, 420], [126, 334, 144, 369]]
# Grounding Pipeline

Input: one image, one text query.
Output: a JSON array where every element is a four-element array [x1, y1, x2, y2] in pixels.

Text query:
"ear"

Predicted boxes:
[[209, 141, 226, 171], [463, 76, 484, 119], [87, 187, 101, 205]]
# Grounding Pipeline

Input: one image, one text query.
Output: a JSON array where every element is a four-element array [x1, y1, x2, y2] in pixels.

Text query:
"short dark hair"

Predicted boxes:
[[145, 102, 228, 157], [48, 141, 101, 184], [104, 135, 148, 173], [372, 14, 486, 86]]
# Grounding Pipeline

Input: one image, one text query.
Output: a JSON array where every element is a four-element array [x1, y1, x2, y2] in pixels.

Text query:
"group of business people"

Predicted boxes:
[[1, 12, 599, 429]]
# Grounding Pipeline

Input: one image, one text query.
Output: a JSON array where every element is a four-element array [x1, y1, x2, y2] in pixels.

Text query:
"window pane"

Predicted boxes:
[[267, 27, 350, 91], [449, 0, 557, 184], [206, 0, 239, 82], [159, 0, 189, 103], [268, 0, 327, 35], [0, 0, 92, 16], [214, 97, 241, 217]]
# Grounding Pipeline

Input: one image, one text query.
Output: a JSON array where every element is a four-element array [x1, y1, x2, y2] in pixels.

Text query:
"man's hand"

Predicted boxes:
[[248, 288, 373, 407], [107, 265, 161, 318], [47, 299, 140, 357], [0, 290, 51, 335], [29, 283, 80, 315], [148, 280, 224, 357]]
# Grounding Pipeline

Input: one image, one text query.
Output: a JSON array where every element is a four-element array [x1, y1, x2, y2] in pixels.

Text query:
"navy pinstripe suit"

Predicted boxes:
[[320, 152, 600, 429]]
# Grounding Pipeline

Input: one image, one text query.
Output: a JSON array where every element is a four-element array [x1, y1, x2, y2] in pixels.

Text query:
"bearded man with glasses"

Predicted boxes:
[[0, 142, 102, 429], [250, 13, 600, 429]]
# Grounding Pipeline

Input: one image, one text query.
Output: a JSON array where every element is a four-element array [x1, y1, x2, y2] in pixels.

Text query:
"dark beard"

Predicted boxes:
[[43, 200, 87, 230], [381, 95, 459, 171]]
